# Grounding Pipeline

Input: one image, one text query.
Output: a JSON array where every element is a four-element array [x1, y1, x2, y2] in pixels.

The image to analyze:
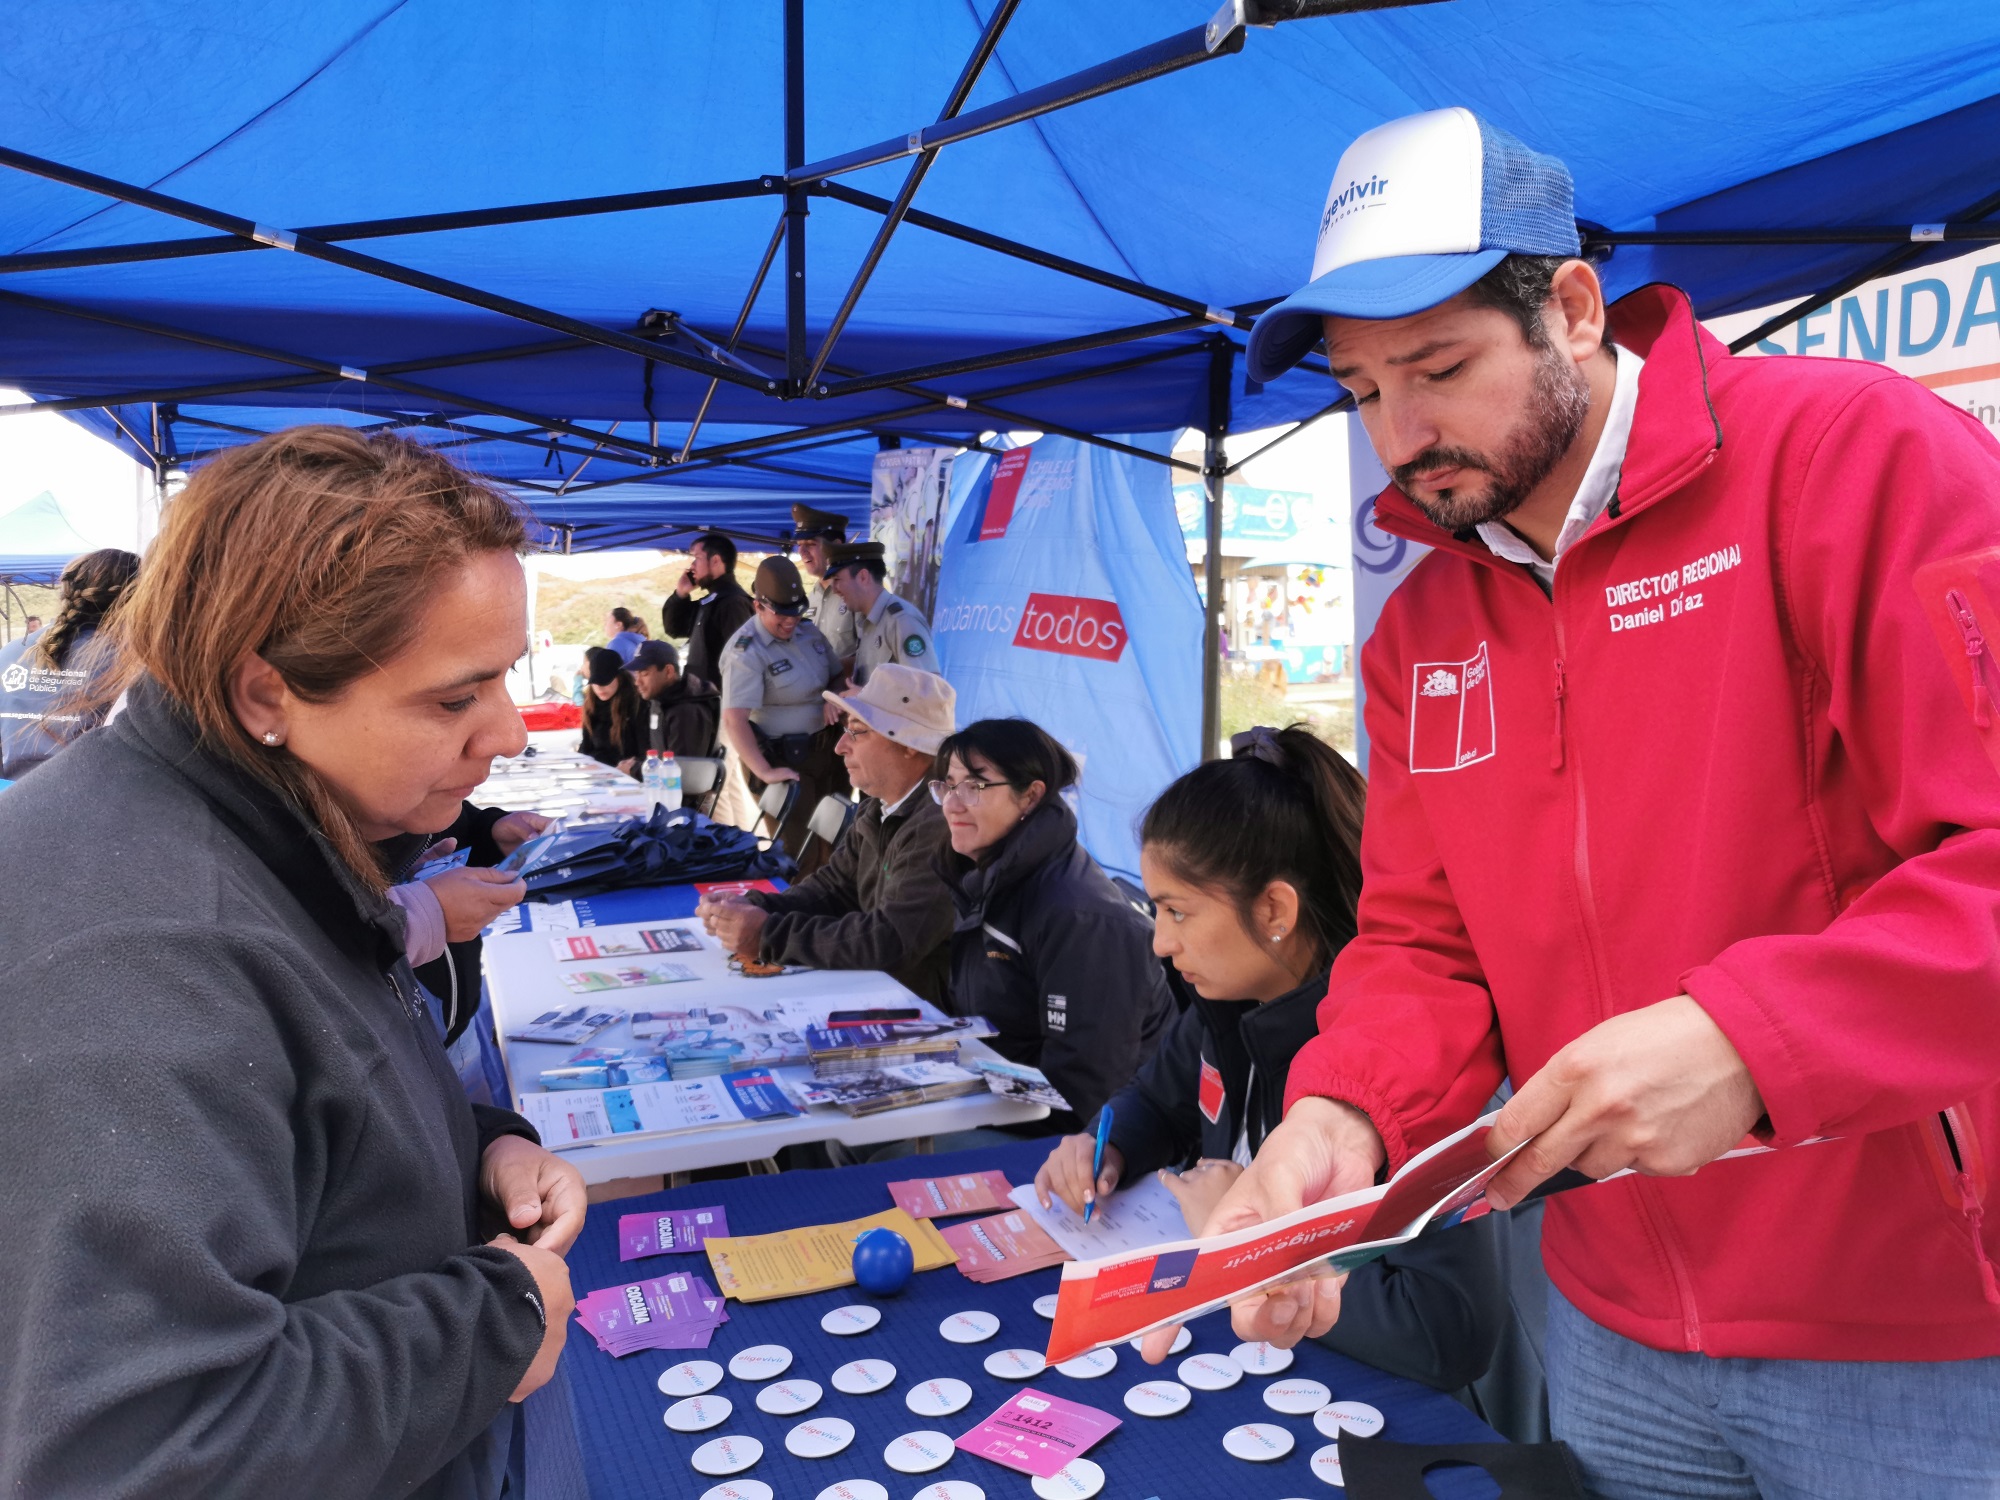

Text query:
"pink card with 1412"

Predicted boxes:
[[954, 1389, 1121, 1478]]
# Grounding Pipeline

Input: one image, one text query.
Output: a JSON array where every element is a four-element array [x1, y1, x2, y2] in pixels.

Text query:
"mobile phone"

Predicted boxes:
[[825, 1008, 921, 1027]]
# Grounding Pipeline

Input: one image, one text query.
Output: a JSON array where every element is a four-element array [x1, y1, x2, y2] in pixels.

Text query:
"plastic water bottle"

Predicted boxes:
[[659, 751, 683, 811], [642, 749, 663, 810]]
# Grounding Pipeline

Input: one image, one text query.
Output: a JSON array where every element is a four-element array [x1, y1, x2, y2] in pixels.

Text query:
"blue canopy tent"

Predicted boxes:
[[2, 0, 1999, 740]]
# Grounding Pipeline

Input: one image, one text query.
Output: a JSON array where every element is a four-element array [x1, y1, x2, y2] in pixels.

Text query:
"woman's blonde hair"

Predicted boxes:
[[100, 426, 528, 887]]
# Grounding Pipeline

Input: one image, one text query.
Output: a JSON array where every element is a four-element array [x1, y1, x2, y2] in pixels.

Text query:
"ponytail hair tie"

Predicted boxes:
[[1229, 725, 1287, 768]]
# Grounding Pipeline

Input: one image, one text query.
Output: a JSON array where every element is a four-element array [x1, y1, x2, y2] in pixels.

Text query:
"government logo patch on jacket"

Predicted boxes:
[[1408, 641, 1496, 773]]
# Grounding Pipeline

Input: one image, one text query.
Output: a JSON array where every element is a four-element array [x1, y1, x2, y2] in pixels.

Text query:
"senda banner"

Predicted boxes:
[[933, 436, 1201, 879], [1707, 247, 2000, 440]]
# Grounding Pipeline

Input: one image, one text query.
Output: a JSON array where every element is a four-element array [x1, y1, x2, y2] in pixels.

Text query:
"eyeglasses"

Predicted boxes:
[[928, 776, 1007, 806]]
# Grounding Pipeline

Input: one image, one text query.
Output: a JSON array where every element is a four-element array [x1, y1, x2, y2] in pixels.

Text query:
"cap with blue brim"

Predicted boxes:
[[1247, 107, 1582, 384]]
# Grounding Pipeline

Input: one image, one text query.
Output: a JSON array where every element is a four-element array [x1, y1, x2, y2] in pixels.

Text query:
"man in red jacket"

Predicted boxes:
[[1176, 107, 2000, 1494]]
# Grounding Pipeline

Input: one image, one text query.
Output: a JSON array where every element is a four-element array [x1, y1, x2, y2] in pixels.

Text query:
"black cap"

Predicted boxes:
[[631, 639, 680, 672], [822, 539, 886, 578], [790, 502, 849, 541], [584, 646, 624, 686], [753, 555, 810, 615]]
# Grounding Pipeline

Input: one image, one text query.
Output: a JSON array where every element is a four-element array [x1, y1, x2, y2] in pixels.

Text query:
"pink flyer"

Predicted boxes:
[[954, 1390, 1121, 1479]]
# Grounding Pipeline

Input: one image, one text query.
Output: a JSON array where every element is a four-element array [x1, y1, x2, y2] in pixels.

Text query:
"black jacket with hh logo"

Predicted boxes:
[[936, 799, 1171, 1126]]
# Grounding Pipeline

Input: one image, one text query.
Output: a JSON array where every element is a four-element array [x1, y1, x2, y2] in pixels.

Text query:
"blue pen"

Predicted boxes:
[[1084, 1107, 1114, 1224]]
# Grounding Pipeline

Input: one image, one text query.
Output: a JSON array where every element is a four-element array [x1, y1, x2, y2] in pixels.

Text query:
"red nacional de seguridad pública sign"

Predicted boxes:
[[1012, 592, 1130, 663]]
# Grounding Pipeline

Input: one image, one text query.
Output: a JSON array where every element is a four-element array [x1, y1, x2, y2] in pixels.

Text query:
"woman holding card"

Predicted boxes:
[[1034, 726, 1525, 1408], [0, 428, 582, 1498]]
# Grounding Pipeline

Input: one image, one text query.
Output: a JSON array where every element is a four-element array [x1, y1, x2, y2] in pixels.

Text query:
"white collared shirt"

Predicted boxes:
[[1475, 344, 1642, 589], [879, 773, 926, 820]]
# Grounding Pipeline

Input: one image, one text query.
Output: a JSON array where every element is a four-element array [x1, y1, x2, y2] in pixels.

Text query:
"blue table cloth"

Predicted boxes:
[[555, 1139, 1502, 1499]]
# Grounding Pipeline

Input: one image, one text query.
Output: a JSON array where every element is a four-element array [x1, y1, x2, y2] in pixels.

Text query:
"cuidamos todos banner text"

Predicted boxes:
[[933, 436, 1202, 878]]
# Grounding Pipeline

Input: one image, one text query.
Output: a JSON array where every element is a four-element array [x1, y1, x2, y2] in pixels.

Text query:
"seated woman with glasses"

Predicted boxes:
[[932, 718, 1173, 1129]]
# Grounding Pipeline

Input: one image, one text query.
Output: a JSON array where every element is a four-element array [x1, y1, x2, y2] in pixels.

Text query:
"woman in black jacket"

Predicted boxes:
[[576, 644, 642, 768], [1033, 726, 1520, 1402], [933, 718, 1172, 1128], [0, 428, 581, 1499]]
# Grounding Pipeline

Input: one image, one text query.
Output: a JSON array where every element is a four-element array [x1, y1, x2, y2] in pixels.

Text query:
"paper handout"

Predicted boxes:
[[889, 1170, 1015, 1220], [955, 1390, 1121, 1478], [1044, 1110, 1525, 1364], [519, 1068, 799, 1148], [704, 1207, 957, 1302], [1006, 1173, 1190, 1262], [940, 1208, 1069, 1282]]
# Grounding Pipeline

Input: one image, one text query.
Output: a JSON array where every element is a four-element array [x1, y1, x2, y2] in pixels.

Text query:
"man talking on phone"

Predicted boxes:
[[1162, 108, 2000, 1496]]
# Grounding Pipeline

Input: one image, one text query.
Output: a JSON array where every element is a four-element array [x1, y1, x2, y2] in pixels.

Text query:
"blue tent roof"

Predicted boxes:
[[0, 489, 95, 582], [1, 0, 1997, 524]]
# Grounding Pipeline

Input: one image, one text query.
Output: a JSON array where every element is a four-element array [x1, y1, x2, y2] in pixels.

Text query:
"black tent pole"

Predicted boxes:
[[783, 0, 809, 395], [1202, 336, 1234, 761]]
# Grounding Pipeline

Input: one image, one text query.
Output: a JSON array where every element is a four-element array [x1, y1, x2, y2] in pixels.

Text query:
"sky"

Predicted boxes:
[[0, 387, 154, 550]]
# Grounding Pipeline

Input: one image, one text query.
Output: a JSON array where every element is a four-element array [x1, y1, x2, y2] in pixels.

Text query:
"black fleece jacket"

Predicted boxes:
[[938, 800, 1172, 1126], [0, 679, 547, 1499], [1100, 965, 1510, 1393]]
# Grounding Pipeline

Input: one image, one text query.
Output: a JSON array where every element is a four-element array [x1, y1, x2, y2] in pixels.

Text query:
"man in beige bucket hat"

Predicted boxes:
[[696, 664, 957, 1003]]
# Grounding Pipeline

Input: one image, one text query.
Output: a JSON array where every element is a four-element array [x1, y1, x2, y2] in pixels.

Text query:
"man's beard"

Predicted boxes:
[[1391, 346, 1593, 533]]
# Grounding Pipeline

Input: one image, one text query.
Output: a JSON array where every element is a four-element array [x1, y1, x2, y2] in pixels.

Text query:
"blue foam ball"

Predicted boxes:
[[851, 1226, 915, 1296]]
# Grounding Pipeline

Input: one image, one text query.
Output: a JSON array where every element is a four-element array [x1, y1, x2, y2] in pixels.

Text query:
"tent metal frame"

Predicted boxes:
[[3, 0, 1995, 743]]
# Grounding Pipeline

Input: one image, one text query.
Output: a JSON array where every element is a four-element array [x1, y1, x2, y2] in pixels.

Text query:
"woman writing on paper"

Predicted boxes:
[[1034, 727, 1523, 1407], [0, 429, 583, 1498]]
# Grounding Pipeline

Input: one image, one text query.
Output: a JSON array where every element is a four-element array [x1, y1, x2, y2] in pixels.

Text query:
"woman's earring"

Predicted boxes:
[[262, 731, 282, 746], [1270, 927, 1285, 942]]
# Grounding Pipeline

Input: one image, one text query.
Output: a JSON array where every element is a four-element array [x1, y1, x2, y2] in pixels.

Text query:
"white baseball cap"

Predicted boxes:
[[1247, 107, 1581, 382]]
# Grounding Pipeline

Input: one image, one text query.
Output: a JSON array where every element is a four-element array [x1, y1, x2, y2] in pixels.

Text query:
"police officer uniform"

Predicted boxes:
[[825, 540, 939, 685], [792, 503, 858, 663], [719, 556, 850, 866]]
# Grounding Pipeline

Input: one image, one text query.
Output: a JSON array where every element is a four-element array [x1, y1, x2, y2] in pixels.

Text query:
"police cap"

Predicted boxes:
[[752, 554, 810, 615], [790, 502, 849, 541], [822, 540, 887, 578]]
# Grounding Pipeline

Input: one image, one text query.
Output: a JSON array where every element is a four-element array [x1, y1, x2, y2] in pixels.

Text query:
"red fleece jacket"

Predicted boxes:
[[1287, 284, 2000, 1360]]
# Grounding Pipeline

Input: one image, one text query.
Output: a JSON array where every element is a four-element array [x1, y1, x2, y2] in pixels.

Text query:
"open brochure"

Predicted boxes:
[[520, 1068, 799, 1148], [1044, 1109, 1525, 1364]]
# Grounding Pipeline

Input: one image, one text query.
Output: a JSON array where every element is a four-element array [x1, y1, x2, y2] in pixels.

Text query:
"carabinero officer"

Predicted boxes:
[[719, 555, 850, 864], [791, 502, 859, 668], [823, 540, 939, 685]]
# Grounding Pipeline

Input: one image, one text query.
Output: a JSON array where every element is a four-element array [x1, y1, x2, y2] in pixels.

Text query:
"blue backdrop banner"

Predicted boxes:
[[933, 436, 1201, 880]]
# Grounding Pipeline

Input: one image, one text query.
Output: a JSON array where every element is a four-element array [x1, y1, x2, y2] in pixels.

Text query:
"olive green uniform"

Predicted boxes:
[[852, 591, 939, 685], [719, 615, 848, 864]]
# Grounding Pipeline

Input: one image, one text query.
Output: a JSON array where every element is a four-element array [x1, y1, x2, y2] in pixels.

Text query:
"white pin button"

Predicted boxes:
[[816, 1483, 888, 1500], [1223, 1423, 1296, 1462], [1230, 1341, 1294, 1375], [912, 1483, 985, 1500], [659, 1360, 726, 1397], [665, 1394, 734, 1432], [1177, 1352, 1243, 1391], [755, 1379, 822, 1416], [728, 1345, 793, 1381], [1030, 1458, 1104, 1500], [982, 1347, 1046, 1380], [1127, 1326, 1191, 1356], [1054, 1347, 1118, 1379], [883, 1431, 955, 1475], [1121, 1380, 1191, 1417], [786, 1417, 856, 1459], [905, 1377, 974, 1418], [701, 1482, 773, 1500], [822, 1304, 883, 1336], [1264, 1377, 1333, 1416], [1314, 1401, 1384, 1439], [690, 1435, 764, 1477], [939, 1311, 1000, 1344], [1032, 1293, 1061, 1319], [1310, 1444, 1345, 1487], [830, 1358, 899, 1395]]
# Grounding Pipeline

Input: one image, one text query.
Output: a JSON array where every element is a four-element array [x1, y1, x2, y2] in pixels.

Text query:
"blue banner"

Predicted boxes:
[[933, 436, 1202, 879]]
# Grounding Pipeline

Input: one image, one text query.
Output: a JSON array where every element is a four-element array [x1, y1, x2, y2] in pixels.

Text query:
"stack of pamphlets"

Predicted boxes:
[[805, 1060, 988, 1116], [619, 1205, 730, 1261], [804, 1018, 987, 1077], [967, 1056, 1071, 1111], [519, 1068, 801, 1148], [940, 1208, 1070, 1283], [505, 1004, 627, 1045], [633, 1002, 821, 1079], [575, 1270, 729, 1356], [537, 1048, 674, 1091], [887, 1170, 1015, 1219]]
